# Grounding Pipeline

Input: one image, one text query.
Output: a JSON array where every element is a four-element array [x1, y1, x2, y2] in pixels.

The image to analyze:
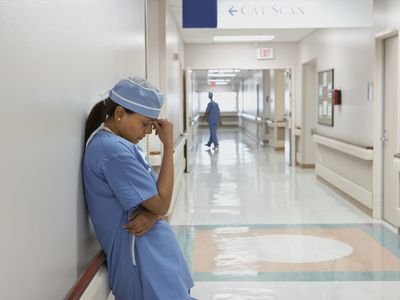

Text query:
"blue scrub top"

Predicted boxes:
[[83, 130, 195, 300], [205, 100, 220, 124]]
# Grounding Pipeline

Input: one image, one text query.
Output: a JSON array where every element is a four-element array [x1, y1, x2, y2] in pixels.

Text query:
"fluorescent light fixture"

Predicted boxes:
[[208, 79, 228, 83], [208, 73, 236, 78], [215, 82, 228, 85], [208, 69, 234, 73], [213, 35, 274, 42]]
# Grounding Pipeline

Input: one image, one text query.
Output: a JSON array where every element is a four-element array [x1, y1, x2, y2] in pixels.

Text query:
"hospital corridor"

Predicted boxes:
[[1, 0, 400, 299], [171, 128, 400, 299]]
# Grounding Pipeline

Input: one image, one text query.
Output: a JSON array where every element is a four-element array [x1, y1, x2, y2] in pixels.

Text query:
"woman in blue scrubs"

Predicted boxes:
[[83, 77, 195, 300]]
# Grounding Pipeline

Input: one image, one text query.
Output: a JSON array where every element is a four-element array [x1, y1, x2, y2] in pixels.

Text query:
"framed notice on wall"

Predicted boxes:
[[318, 69, 334, 126]]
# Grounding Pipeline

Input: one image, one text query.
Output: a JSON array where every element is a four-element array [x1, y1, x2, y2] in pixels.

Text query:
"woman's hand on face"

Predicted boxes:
[[124, 209, 159, 237], [153, 119, 173, 148]]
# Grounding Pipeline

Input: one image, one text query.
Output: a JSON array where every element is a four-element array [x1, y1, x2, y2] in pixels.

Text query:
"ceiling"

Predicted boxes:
[[166, 0, 316, 44], [165, 1, 307, 88]]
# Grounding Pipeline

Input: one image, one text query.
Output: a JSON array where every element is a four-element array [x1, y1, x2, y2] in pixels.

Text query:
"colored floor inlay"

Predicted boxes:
[[173, 223, 400, 281]]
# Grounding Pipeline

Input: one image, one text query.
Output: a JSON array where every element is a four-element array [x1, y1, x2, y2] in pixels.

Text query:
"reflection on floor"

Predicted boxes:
[[171, 128, 400, 300]]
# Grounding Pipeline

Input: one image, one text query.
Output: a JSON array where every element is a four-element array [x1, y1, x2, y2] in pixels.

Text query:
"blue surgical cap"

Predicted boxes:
[[110, 77, 164, 119]]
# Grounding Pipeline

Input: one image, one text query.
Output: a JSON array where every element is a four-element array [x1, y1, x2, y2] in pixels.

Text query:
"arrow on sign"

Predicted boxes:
[[228, 6, 238, 16]]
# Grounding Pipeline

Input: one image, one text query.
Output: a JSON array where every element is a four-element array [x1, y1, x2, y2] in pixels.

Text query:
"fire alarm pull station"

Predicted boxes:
[[332, 89, 341, 105]]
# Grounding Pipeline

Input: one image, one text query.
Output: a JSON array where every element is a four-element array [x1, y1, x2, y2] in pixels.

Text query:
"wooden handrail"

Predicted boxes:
[[64, 250, 106, 300]]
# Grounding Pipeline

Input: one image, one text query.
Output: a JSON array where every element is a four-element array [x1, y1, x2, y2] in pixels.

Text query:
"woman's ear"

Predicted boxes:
[[114, 106, 125, 121]]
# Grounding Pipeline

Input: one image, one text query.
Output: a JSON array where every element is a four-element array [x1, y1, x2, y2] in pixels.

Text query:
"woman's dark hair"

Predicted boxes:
[[84, 98, 134, 143]]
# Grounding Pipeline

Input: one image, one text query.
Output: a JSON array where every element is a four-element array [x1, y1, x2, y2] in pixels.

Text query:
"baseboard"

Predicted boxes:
[[295, 162, 315, 169], [317, 176, 372, 217], [273, 146, 285, 151]]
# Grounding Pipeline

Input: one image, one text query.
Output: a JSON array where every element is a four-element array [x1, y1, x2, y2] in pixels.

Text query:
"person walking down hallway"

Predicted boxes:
[[203, 92, 222, 149]]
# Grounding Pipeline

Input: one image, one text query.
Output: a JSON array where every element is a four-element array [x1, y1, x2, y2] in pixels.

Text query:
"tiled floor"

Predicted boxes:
[[171, 128, 400, 300]]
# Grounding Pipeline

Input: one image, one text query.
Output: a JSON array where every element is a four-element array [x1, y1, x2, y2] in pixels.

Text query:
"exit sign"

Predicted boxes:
[[257, 48, 274, 60]]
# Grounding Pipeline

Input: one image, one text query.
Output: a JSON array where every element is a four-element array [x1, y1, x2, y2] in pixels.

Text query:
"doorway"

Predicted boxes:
[[382, 35, 399, 226], [299, 60, 317, 167], [284, 69, 292, 165]]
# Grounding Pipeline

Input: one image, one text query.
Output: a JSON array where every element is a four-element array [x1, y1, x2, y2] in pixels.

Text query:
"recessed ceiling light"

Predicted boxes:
[[213, 35, 274, 42]]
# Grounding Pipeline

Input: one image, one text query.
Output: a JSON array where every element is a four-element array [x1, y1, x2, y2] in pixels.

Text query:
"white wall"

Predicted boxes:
[[242, 72, 263, 116], [146, 0, 186, 164], [0, 0, 146, 298], [296, 27, 375, 199], [239, 71, 263, 140], [374, 0, 400, 33], [268, 69, 286, 122], [301, 61, 317, 164], [185, 42, 298, 70], [297, 28, 375, 146], [146, 0, 162, 156], [165, 4, 186, 143]]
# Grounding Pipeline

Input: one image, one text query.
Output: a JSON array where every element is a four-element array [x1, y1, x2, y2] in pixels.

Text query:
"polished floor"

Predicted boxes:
[[171, 128, 400, 300]]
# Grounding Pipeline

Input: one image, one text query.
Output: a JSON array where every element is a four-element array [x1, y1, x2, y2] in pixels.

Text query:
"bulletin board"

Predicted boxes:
[[318, 69, 334, 126]]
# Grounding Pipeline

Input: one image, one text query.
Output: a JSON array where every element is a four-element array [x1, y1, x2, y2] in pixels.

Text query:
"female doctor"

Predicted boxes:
[[83, 77, 195, 300]]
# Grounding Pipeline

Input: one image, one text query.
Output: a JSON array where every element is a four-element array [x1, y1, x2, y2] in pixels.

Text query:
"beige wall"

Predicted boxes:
[[0, 0, 146, 298]]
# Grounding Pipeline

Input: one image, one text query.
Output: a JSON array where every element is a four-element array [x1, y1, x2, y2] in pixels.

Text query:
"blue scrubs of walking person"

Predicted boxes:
[[203, 92, 222, 149], [83, 77, 195, 300]]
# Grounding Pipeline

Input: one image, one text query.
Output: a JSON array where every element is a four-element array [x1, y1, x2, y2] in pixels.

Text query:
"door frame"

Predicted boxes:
[[373, 28, 400, 221], [184, 67, 194, 172], [299, 58, 317, 167]]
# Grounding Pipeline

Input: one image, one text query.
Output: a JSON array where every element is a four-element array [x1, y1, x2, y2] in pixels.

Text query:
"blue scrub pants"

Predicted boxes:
[[207, 123, 219, 147]]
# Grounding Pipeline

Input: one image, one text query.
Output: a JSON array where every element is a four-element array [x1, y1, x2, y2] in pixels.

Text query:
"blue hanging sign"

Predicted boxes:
[[183, 0, 372, 29], [183, 0, 217, 28]]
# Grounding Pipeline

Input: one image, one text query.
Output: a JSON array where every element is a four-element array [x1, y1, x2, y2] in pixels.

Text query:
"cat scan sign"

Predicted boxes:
[[256, 48, 274, 60]]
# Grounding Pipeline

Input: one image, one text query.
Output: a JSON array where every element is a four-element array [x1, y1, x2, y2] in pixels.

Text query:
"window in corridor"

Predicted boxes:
[[199, 92, 237, 112]]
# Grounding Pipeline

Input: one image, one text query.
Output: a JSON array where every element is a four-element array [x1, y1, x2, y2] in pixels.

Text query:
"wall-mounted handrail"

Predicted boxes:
[[266, 119, 286, 127], [173, 134, 186, 161], [193, 114, 200, 123], [64, 250, 106, 300], [313, 133, 373, 161], [239, 112, 257, 121], [393, 154, 400, 171]]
